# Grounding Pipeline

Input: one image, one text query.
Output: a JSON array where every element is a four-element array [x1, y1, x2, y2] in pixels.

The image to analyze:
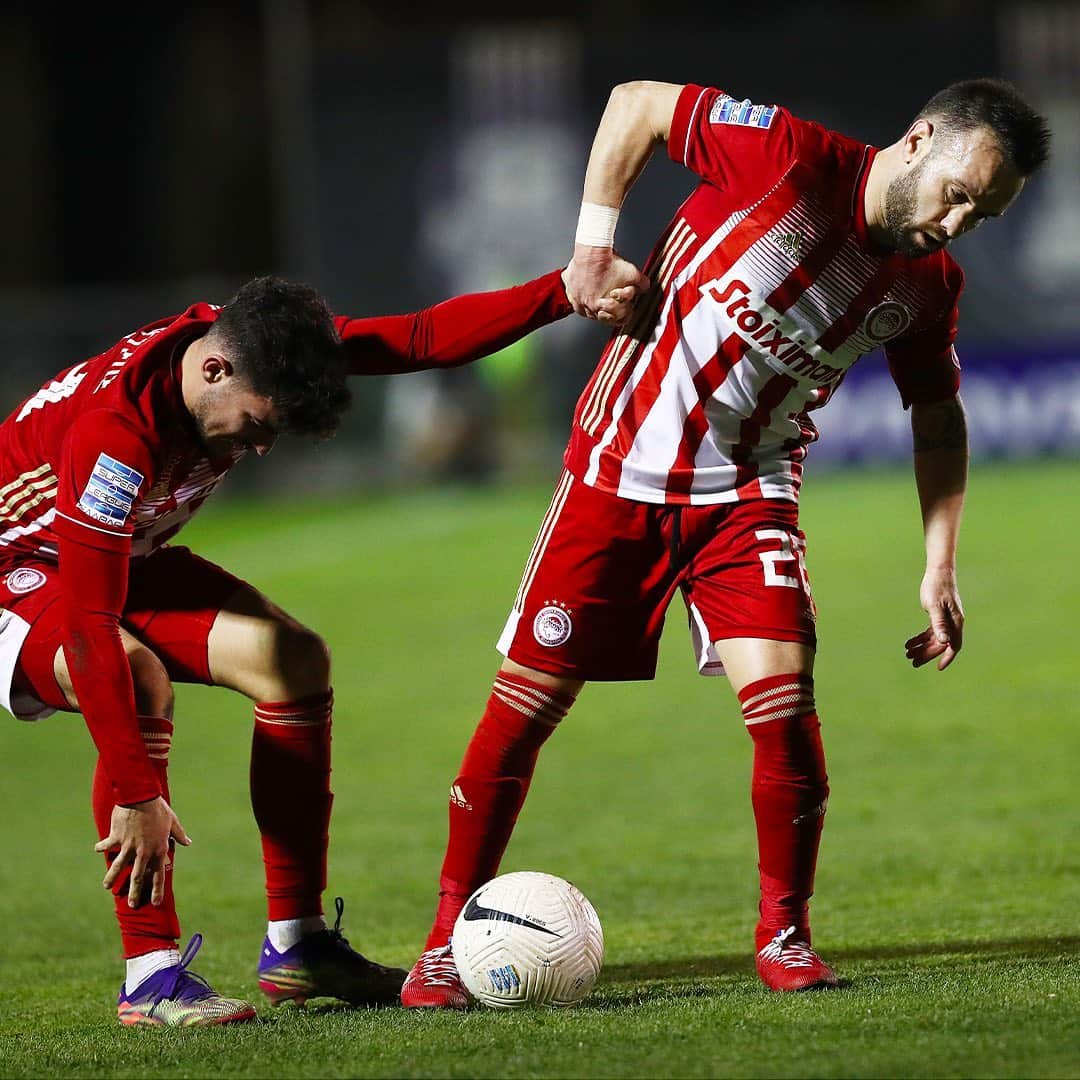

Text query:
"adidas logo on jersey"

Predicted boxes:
[[772, 229, 804, 260]]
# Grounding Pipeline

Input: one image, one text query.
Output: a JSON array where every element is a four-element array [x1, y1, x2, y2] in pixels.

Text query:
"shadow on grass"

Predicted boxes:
[[602, 931, 1080, 988], [245, 934, 1077, 1019]]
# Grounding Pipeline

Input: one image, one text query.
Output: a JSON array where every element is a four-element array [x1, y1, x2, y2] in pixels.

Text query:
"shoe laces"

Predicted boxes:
[[328, 896, 349, 944], [410, 943, 462, 988], [757, 926, 819, 969], [309, 895, 359, 957], [151, 934, 216, 1005]]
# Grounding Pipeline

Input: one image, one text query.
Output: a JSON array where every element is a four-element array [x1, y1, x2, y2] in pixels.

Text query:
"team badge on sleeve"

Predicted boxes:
[[709, 94, 777, 129], [76, 453, 144, 528]]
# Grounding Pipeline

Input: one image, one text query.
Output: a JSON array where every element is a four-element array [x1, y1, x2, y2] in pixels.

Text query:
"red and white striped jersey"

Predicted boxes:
[[565, 84, 964, 505]]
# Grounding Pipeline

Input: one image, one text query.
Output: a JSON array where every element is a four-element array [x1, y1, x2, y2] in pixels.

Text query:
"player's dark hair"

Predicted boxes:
[[917, 78, 1051, 176], [210, 275, 350, 439]]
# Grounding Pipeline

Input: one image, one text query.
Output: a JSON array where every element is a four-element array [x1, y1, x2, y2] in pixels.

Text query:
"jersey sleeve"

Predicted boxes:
[[336, 269, 573, 376], [885, 261, 965, 409], [52, 410, 156, 553], [667, 84, 799, 196], [53, 410, 161, 805]]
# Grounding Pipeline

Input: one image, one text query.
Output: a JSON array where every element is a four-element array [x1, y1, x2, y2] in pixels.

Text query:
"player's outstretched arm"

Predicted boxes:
[[339, 270, 571, 376], [564, 81, 683, 321], [337, 260, 647, 375], [904, 394, 968, 671]]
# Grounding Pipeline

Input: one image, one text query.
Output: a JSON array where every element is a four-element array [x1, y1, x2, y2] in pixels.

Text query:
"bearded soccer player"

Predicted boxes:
[[0, 265, 641, 1025], [400, 77, 1051, 1004]]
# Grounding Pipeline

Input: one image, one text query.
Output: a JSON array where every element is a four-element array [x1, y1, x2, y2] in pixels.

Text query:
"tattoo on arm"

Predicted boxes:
[[912, 397, 968, 453]]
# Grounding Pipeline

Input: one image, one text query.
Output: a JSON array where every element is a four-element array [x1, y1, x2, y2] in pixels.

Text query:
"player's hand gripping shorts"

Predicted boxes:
[[497, 471, 817, 681]]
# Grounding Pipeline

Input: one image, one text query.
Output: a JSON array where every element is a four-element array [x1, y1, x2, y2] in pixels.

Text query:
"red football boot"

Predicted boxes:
[[400, 943, 471, 1009], [756, 926, 839, 991]]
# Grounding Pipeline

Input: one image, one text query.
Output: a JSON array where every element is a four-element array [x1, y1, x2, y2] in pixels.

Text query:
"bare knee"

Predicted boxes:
[[274, 622, 331, 698], [128, 647, 175, 720], [499, 658, 584, 699], [53, 636, 174, 719], [236, 619, 331, 702]]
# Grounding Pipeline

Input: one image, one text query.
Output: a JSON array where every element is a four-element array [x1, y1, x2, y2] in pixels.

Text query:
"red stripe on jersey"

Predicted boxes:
[[815, 260, 900, 354], [595, 297, 689, 493], [731, 372, 801, 493], [766, 227, 851, 313], [579, 219, 696, 437], [593, 168, 805, 495], [665, 334, 752, 498]]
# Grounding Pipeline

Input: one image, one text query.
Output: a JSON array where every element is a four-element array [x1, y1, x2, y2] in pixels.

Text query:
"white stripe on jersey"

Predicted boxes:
[[0, 478, 58, 524], [581, 203, 755, 445], [656, 221, 697, 287], [580, 220, 698, 437], [0, 464, 54, 509], [0, 507, 56, 548]]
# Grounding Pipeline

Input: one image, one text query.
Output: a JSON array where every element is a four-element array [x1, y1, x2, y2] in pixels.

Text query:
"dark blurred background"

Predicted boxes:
[[2, 1, 1077, 494]]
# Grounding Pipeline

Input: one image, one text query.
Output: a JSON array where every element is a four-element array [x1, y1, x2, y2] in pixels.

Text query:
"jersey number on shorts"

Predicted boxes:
[[755, 529, 811, 595]]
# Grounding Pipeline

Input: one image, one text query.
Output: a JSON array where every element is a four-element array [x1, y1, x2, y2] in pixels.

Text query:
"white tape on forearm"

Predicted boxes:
[[575, 202, 620, 248]]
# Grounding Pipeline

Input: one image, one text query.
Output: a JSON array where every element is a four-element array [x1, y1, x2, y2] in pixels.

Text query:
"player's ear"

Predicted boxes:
[[202, 355, 235, 384], [903, 119, 934, 164]]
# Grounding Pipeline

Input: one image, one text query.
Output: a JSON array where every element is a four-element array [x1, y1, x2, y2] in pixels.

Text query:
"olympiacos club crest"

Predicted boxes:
[[863, 300, 912, 342], [5, 567, 47, 594], [533, 603, 573, 648]]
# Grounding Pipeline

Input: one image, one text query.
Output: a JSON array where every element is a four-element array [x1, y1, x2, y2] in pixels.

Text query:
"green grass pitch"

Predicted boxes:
[[0, 458, 1076, 1078]]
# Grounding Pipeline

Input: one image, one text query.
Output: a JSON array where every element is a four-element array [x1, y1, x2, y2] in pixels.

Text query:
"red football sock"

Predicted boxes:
[[739, 674, 829, 951], [427, 672, 575, 949], [251, 690, 333, 921], [92, 716, 180, 958]]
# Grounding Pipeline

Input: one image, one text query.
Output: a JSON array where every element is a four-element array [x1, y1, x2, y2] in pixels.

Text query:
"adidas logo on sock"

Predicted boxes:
[[449, 784, 473, 811]]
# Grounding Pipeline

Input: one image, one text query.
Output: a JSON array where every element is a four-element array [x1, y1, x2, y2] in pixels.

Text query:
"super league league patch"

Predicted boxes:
[[709, 94, 777, 129], [76, 452, 144, 528]]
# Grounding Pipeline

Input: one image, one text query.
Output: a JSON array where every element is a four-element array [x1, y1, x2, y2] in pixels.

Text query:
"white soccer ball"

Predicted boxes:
[[452, 871, 604, 1009]]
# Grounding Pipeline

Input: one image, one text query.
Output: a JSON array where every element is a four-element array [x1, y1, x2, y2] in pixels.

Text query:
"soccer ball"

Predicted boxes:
[[452, 871, 604, 1009]]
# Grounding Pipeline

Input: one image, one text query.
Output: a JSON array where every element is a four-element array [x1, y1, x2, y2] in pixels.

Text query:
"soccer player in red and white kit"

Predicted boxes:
[[401, 77, 1051, 1003], [0, 266, 642, 1025]]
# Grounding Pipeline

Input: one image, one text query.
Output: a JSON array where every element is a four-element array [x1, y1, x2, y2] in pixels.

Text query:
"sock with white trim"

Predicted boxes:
[[267, 915, 328, 953], [125, 947, 182, 992], [93, 716, 181, 958], [739, 674, 829, 951], [426, 671, 575, 950], [251, 691, 333, 922]]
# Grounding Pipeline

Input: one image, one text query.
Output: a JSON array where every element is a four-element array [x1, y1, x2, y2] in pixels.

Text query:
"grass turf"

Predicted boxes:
[[0, 458, 1076, 1078]]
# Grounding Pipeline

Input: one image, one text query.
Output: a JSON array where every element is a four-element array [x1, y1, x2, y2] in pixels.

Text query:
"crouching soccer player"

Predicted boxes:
[[0, 263, 644, 1025]]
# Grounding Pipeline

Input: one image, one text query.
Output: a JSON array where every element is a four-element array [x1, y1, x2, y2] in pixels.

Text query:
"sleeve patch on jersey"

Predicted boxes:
[[76, 453, 144, 528], [709, 95, 777, 129]]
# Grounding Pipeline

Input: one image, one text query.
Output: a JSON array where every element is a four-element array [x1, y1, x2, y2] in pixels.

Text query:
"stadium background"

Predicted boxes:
[[1, 1, 1077, 484]]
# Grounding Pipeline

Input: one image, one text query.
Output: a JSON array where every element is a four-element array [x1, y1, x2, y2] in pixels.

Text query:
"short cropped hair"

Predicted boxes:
[[917, 78, 1051, 176], [210, 275, 350, 439]]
